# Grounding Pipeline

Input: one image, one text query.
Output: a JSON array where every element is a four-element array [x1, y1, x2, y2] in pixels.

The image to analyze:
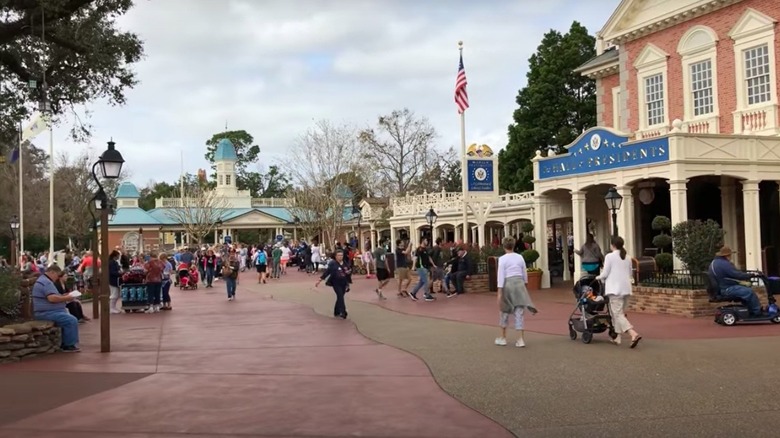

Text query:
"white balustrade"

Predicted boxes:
[[390, 191, 534, 217]]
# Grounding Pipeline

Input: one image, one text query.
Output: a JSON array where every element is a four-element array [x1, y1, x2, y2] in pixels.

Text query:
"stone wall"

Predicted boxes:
[[0, 321, 61, 364], [407, 271, 490, 294], [631, 286, 771, 318]]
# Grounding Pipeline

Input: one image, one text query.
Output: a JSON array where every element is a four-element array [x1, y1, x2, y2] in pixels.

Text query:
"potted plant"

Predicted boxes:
[[521, 222, 543, 290], [651, 215, 673, 273], [0, 268, 23, 326]]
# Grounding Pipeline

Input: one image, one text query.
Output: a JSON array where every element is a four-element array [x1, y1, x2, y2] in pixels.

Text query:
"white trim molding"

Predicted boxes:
[[634, 44, 670, 139], [678, 25, 720, 134], [729, 8, 779, 135]]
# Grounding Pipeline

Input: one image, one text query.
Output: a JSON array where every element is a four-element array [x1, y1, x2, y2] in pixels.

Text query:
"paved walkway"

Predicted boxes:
[[3, 269, 780, 438], [0, 273, 511, 438]]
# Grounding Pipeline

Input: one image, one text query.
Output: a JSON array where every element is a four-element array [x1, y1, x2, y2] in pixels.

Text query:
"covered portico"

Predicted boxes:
[[532, 124, 780, 289]]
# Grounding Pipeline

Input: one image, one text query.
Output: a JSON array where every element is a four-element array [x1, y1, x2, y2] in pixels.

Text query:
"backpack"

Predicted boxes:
[[255, 252, 267, 265]]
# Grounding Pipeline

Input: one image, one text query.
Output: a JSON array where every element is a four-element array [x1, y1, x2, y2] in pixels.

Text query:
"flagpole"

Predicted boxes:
[[18, 122, 24, 256], [459, 41, 469, 244], [48, 124, 54, 259]]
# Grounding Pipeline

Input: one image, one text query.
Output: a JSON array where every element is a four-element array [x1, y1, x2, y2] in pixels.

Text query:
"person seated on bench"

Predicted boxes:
[[453, 245, 473, 296], [710, 245, 762, 316]]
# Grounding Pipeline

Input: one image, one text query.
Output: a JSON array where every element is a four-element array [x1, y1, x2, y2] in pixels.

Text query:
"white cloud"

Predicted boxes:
[[44, 0, 620, 189]]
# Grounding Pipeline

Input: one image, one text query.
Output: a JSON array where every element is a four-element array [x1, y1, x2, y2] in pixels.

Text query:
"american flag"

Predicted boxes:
[[454, 53, 469, 114]]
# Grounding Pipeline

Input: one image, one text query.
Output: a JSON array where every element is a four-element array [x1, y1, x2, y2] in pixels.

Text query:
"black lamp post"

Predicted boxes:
[[89, 192, 105, 320], [604, 187, 623, 237], [352, 205, 362, 246], [10, 215, 20, 267], [91, 140, 125, 353], [425, 207, 438, 241], [215, 219, 223, 244]]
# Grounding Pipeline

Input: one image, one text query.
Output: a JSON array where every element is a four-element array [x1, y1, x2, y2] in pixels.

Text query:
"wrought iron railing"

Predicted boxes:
[[637, 270, 708, 290]]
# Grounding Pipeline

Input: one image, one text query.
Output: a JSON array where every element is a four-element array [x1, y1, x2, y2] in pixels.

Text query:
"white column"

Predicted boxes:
[[390, 226, 396, 253], [562, 221, 571, 281], [503, 223, 510, 240], [742, 180, 762, 272], [669, 180, 689, 269], [533, 195, 550, 288], [571, 191, 587, 280], [213, 228, 218, 243], [477, 222, 486, 248], [370, 223, 377, 250], [720, 180, 739, 260], [616, 186, 635, 257]]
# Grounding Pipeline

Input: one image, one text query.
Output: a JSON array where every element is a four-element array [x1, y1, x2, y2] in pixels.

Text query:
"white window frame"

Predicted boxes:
[[634, 44, 669, 133], [611, 86, 621, 129], [225, 174, 231, 186], [677, 25, 719, 124], [729, 8, 777, 111]]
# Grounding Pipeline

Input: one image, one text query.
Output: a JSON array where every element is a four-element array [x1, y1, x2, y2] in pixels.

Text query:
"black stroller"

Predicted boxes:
[[568, 275, 618, 344]]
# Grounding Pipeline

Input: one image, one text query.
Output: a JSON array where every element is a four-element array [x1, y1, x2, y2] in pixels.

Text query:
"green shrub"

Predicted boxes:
[[521, 222, 534, 234], [0, 268, 22, 322], [652, 233, 673, 249], [654, 252, 674, 272], [671, 219, 724, 273], [651, 215, 672, 231], [522, 249, 540, 268]]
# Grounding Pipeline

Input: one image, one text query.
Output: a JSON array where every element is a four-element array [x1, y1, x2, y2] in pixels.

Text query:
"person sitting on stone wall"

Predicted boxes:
[[710, 245, 762, 316], [32, 264, 81, 352]]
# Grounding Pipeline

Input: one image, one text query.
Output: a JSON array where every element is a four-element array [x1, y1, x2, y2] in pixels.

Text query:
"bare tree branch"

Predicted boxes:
[[164, 184, 229, 244]]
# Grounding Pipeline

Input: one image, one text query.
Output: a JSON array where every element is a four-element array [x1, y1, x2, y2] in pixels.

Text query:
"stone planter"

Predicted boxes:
[[406, 270, 491, 294], [630, 285, 771, 318], [526, 270, 542, 291], [0, 321, 61, 364]]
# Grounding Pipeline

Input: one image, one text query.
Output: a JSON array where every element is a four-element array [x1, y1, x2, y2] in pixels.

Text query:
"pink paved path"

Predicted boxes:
[[0, 272, 511, 438], [335, 271, 780, 340]]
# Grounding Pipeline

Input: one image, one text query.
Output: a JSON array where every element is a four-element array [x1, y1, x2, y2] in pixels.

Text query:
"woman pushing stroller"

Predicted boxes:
[[597, 236, 642, 348]]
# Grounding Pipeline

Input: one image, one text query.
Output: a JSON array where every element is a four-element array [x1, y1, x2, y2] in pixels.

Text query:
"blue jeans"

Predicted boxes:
[[225, 276, 236, 297], [161, 280, 172, 303], [723, 285, 762, 315], [410, 268, 430, 297], [443, 273, 453, 293], [205, 266, 215, 286], [146, 282, 162, 305], [35, 309, 79, 348]]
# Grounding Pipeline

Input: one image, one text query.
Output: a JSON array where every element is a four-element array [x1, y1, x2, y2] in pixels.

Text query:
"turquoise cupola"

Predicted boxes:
[[214, 138, 238, 195], [115, 181, 141, 208]]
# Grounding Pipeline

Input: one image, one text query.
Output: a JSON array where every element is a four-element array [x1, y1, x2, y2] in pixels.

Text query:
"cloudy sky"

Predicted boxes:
[[52, 0, 621, 187]]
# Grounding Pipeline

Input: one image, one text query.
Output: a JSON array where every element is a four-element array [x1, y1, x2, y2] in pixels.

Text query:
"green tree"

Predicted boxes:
[[205, 129, 269, 196], [242, 165, 292, 198], [138, 174, 202, 210], [672, 219, 724, 273], [499, 21, 596, 192], [0, 0, 144, 142]]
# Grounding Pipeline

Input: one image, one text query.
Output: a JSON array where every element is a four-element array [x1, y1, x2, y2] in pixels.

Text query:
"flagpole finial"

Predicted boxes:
[[458, 40, 463, 48]]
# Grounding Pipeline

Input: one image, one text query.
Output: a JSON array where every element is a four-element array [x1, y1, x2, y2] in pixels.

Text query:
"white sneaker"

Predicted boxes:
[[110, 309, 121, 314], [154, 305, 161, 313], [145, 307, 154, 314], [494, 337, 507, 346], [228, 296, 234, 301], [515, 339, 526, 348]]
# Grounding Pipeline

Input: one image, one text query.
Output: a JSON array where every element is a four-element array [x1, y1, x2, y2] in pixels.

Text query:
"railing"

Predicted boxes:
[[735, 104, 778, 134], [391, 190, 534, 217], [684, 116, 718, 134], [156, 198, 195, 208], [251, 198, 293, 208], [637, 270, 707, 290]]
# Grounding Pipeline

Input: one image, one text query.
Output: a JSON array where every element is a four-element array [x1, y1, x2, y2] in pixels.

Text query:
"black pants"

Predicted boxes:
[[332, 283, 347, 317], [454, 271, 468, 294], [66, 301, 86, 321]]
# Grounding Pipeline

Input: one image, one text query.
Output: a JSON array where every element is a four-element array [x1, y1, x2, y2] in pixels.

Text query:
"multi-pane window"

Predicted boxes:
[[644, 73, 665, 126], [690, 60, 713, 116], [225, 174, 231, 185], [744, 44, 771, 105]]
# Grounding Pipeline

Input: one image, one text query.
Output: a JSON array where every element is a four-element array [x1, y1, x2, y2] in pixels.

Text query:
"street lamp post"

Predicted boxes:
[[425, 207, 438, 241], [10, 215, 20, 267], [351, 206, 362, 248], [293, 216, 300, 241], [604, 187, 623, 237], [91, 140, 125, 353], [88, 194, 103, 319]]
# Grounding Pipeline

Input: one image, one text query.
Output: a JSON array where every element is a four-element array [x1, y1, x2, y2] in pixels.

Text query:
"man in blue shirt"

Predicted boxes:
[[710, 245, 762, 316], [32, 264, 81, 352]]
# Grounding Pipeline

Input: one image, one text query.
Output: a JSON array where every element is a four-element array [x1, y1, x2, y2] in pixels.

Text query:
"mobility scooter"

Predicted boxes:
[[707, 271, 780, 326]]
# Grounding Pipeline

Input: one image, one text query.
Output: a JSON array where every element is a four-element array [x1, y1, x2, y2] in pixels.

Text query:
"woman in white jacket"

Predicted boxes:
[[597, 236, 642, 348]]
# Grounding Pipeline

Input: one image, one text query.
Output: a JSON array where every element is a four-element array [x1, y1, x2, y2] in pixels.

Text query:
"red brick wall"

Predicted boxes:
[[600, 74, 620, 129], [631, 286, 770, 318], [107, 230, 163, 253], [406, 271, 490, 294], [621, 0, 780, 134]]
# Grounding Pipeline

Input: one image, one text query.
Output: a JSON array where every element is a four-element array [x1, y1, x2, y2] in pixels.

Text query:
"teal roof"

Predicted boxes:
[[214, 138, 238, 161], [334, 184, 353, 200], [116, 182, 141, 199], [109, 207, 164, 226]]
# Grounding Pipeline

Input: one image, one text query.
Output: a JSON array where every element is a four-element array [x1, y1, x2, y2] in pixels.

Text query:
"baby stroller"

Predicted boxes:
[[568, 275, 617, 344], [178, 263, 198, 290]]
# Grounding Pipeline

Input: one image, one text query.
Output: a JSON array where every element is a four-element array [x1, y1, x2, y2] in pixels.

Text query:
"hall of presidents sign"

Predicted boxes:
[[538, 129, 669, 180]]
